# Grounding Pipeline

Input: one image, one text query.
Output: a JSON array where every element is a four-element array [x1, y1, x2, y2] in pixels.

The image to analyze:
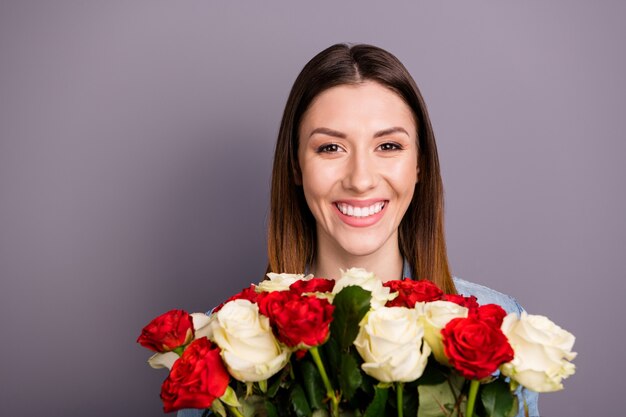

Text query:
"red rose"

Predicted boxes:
[[442, 317, 514, 380], [137, 309, 194, 352], [476, 304, 507, 328], [289, 278, 335, 295], [442, 294, 479, 312], [258, 291, 335, 348], [160, 337, 230, 413], [213, 285, 259, 313], [383, 278, 443, 307]]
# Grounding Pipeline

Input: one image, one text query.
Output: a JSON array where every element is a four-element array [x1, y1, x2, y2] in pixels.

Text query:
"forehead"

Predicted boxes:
[[300, 81, 416, 133]]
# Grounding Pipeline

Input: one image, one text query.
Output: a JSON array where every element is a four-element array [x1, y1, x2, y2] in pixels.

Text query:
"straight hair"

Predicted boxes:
[[267, 43, 455, 294]]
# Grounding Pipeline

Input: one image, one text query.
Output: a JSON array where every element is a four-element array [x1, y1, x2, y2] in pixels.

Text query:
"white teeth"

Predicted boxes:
[[336, 202, 385, 218]]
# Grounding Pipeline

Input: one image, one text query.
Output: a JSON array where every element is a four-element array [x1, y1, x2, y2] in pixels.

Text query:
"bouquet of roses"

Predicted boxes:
[[137, 268, 576, 417]]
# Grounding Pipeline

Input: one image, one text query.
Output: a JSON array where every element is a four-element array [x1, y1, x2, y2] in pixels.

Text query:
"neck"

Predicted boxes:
[[311, 234, 403, 283]]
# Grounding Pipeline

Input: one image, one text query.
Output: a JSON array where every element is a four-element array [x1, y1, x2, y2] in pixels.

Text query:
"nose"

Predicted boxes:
[[342, 150, 378, 193]]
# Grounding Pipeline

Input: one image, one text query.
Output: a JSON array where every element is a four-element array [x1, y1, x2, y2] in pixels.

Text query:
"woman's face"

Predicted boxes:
[[297, 81, 418, 258]]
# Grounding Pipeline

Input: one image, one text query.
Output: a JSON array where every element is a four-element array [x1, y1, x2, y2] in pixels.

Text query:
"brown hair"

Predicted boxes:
[[267, 43, 455, 293]]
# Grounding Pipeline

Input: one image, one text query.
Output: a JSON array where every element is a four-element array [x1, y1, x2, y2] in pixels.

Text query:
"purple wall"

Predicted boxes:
[[1, 1, 623, 416]]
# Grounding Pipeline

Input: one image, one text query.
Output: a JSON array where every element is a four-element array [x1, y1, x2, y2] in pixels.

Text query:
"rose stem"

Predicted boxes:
[[309, 346, 339, 417], [465, 380, 480, 417], [396, 382, 404, 417]]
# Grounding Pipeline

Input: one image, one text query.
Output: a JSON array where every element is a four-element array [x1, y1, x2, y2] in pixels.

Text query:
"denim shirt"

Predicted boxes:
[[178, 263, 539, 417]]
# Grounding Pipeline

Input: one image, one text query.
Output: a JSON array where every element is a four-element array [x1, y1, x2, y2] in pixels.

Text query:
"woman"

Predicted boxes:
[[181, 43, 539, 417]]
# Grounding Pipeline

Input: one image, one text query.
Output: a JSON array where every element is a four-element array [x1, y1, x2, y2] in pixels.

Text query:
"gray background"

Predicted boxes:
[[1, 1, 623, 416]]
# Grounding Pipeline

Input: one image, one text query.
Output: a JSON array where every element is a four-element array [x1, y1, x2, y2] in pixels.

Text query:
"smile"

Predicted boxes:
[[334, 201, 386, 218]]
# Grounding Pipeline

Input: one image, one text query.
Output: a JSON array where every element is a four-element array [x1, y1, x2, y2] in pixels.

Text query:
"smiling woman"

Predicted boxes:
[[177, 43, 540, 417], [267, 44, 456, 294]]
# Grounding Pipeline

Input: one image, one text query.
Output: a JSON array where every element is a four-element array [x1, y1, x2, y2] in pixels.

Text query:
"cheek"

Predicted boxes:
[[300, 176, 327, 221], [301, 163, 342, 204], [386, 160, 418, 195], [301, 176, 322, 211]]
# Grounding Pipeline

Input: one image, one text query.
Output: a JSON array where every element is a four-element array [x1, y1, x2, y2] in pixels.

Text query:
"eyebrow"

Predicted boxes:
[[309, 127, 346, 139], [373, 127, 410, 138], [308, 126, 410, 139]]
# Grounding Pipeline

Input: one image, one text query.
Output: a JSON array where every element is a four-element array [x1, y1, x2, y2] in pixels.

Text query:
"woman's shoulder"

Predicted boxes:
[[452, 276, 524, 316]]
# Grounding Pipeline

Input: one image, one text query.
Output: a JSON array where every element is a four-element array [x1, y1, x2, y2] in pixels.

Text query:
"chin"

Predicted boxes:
[[337, 239, 386, 258]]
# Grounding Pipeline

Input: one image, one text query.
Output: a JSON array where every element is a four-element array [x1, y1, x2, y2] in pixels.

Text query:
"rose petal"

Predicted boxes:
[[148, 351, 179, 370]]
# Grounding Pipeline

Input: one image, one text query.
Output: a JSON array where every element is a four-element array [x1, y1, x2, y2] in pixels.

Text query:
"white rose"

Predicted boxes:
[[354, 307, 431, 382], [333, 268, 396, 309], [147, 351, 179, 370], [209, 299, 290, 382], [147, 311, 215, 370], [191, 312, 212, 339], [256, 272, 314, 292], [416, 300, 469, 365], [500, 312, 576, 392]]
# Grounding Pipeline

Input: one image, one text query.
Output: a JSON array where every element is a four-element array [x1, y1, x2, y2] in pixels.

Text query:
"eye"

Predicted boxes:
[[378, 142, 403, 151], [316, 143, 342, 153]]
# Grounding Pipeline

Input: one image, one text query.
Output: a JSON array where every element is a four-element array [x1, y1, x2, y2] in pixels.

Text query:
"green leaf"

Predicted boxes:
[[219, 386, 241, 407], [358, 372, 376, 397], [323, 337, 341, 383], [448, 372, 466, 403], [339, 351, 363, 400], [299, 359, 325, 410], [267, 363, 290, 398], [363, 385, 389, 417], [241, 395, 265, 417], [290, 383, 312, 417], [264, 399, 279, 417], [330, 286, 371, 350], [480, 379, 516, 417], [417, 375, 465, 417], [209, 399, 227, 417]]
